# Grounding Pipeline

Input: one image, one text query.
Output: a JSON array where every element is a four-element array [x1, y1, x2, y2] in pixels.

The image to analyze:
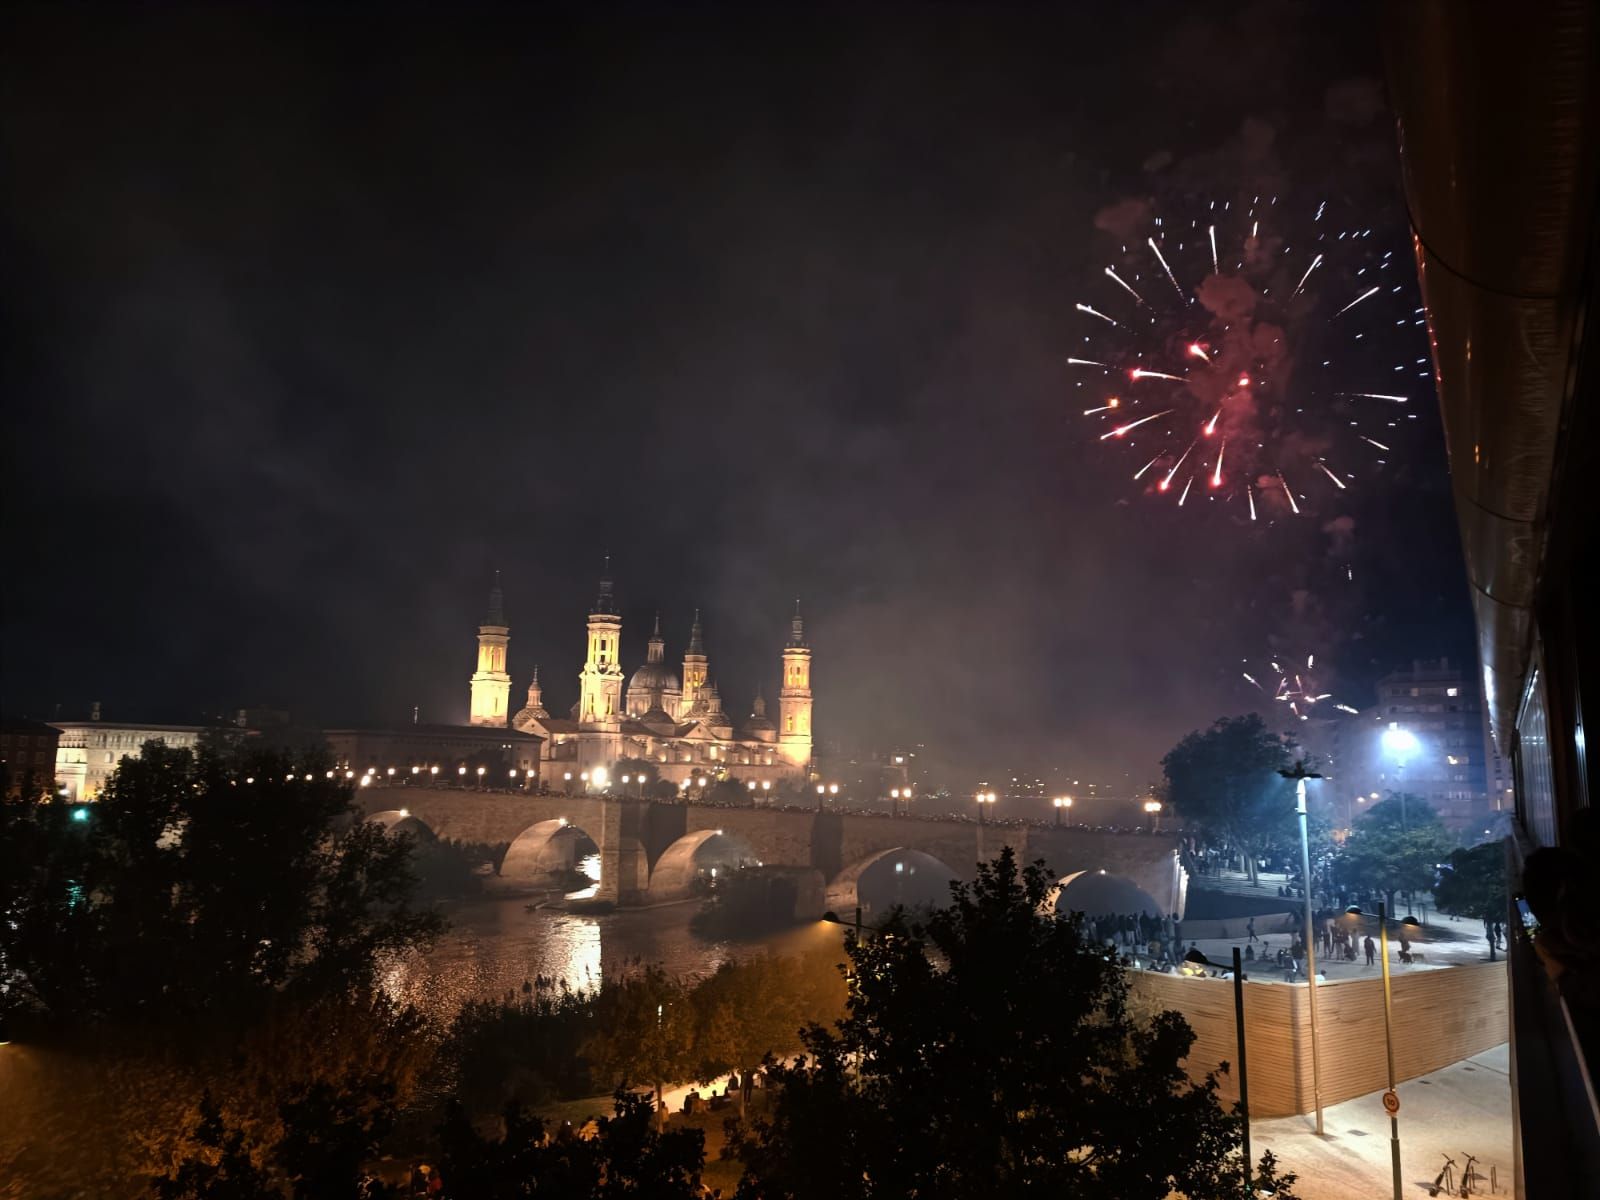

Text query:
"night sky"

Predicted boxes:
[[0, 2, 1476, 783]]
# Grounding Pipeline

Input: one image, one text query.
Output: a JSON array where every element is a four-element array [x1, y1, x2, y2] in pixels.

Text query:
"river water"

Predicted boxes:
[[381, 896, 847, 1026]]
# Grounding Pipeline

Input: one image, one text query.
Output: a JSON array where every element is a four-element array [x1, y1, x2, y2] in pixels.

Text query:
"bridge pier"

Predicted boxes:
[[353, 788, 1185, 915]]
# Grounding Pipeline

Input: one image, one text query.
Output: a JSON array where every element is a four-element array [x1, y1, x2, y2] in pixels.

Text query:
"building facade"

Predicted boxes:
[[2, 715, 62, 798], [52, 714, 204, 802], [321, 725, 543, 784], [464, 573, 814, 787], [1336, 657, 1508, 835]]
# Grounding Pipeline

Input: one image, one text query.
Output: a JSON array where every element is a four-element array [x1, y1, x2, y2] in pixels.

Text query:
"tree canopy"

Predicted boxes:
[[1161, 714, 1297, 884], [729, 848, 1297, 1199], [1435, 840, 1508, 959], [1, 734, 441, 1025], [1334, 795, 1455, 916]]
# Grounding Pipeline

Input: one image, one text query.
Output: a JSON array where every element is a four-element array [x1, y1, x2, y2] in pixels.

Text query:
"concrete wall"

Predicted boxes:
[[1129, 961, 1508, 1117]]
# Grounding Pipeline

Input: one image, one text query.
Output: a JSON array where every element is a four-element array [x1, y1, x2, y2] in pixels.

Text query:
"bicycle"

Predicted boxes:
[[1428, 1154, 1456, 1197], [1459, 1152, 1488, 1196]]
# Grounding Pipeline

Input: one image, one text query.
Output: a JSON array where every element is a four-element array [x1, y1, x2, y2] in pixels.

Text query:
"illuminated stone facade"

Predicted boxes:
[[465, 573, 814, 786], [52, 715, 203, 802]]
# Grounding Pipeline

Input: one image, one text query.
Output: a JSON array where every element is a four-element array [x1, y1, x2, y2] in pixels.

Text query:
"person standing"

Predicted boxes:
[[1363, 935, 1377, 966], [1247, 917, 1258, 943]]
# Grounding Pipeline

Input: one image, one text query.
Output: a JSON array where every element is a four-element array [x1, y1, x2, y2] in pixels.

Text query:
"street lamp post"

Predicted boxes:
[[1053, 796, 1072, 826], [1378, 902, 1403, 1200], [1381, 725, 1419, 832], [975, 791, 996, 824], [1280, 760, 1326, 1136], [1143, 799, 1163, 833]]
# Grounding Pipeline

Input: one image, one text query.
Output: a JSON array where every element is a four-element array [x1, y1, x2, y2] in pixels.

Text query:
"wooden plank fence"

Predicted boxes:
[[1129, 961, 1507, 1116]]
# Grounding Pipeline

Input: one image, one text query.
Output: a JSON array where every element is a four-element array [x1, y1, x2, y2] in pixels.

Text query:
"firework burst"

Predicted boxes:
[[1239, 650, 1355, 720], [1072, 197, 1420, 518]]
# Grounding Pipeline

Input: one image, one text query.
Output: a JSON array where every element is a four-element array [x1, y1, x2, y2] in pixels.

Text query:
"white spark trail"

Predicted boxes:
[[1148, 237, 1186, 301], [1209, 225, 1219, 274], [1104, 267, 1147, 306], [1339, 392, 1408, 403], [1290, 253, 1324, 298], [1278, 472, 1300, 514], [1130, 368, 1184, 382], [1162, 440, 1197, 488], [1099, 410, 1172, 441], [1075, 302, 1123, 329], [1333, 286, 1380, 317], [1316, 462, 1349, 490]]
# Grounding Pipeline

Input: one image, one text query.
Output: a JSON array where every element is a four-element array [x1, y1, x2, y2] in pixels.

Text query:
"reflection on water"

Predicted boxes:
[[382, 896, 845, 1027], [564, 851, 604, 901]]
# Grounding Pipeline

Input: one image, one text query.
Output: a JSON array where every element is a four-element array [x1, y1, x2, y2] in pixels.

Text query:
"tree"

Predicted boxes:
[[691, 956, 807, 1117], [153, 1093, 278, 1200], [1161, 715, 1298, 885], [728, 848, 1297, 1199], [1335, 797, 1454, 917], [1434, 841, 1508, 960], [583, 966, 695, 1111], [2, 737, 442, 1024], [447, 982, 601, 1114], [435, 1090, 706, 1200]]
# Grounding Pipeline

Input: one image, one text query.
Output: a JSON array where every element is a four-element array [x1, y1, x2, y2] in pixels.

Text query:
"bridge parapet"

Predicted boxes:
[[353, 788, 1185, 914]]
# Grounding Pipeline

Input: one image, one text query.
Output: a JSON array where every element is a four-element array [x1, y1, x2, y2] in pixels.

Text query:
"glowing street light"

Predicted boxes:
[[592, 766, 609, 789], [1382, 724, 1421, 831], [430, 765, 439, 778], [1280, 759, 1327, 1136], [975, 790, 997, 824], [1053, 795, 1073, 826], [1143, 799, 1163, 832]]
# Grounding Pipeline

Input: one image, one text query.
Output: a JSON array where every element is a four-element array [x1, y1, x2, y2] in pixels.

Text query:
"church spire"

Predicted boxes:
[[485, 571, 506, 627], [679, 609, 708, 718], [787, 599, 806, 648], [469, 574, 511, 726], [646, 612, 665, 664], [592, 557, 618, 615]]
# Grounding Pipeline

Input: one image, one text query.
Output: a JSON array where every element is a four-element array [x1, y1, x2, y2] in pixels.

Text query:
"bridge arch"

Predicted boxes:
[[647, 829, 759, 901], [498, 818, 601, 891], [826, 847, 959, 918], [1045, 869, 1162, 919], [366, 810, 437, 843]]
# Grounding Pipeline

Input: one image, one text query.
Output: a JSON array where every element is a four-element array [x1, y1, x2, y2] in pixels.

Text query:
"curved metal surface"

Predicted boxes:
[[1384, 0, 1600, 744]]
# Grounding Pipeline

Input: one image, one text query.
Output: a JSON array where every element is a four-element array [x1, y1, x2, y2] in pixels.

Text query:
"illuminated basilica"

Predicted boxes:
[[466, 573, 813, 786]]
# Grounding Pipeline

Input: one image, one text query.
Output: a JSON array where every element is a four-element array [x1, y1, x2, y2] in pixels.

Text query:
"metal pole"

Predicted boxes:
[[1297, 777, 1325, 1134], [1233, 946, 1252, 1185], [1379, 902, 1402, 1200]]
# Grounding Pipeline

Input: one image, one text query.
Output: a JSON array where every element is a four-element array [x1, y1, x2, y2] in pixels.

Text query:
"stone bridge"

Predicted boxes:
[[357, 787, 1187, 917]]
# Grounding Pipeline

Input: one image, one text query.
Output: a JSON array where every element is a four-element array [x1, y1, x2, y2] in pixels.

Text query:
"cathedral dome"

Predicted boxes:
[[628, 661, 681, 694]]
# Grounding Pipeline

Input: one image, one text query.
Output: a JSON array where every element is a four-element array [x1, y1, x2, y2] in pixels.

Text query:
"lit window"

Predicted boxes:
[[1446, 687, 1458, 697]]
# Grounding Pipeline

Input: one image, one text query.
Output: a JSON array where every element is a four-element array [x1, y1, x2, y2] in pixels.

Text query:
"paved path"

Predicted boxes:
[[1253, 1044, 1511, 1198]]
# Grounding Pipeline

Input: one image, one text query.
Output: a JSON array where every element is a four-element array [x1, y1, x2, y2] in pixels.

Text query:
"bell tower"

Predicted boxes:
[[578, 566, 624, 728], [778, 601, 813, 768], [680, 609, 709, 717], [469, 573, 511, 727]]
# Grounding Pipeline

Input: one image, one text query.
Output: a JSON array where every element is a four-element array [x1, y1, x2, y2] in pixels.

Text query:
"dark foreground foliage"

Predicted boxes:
[[728, 848, 1298, 1200]]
